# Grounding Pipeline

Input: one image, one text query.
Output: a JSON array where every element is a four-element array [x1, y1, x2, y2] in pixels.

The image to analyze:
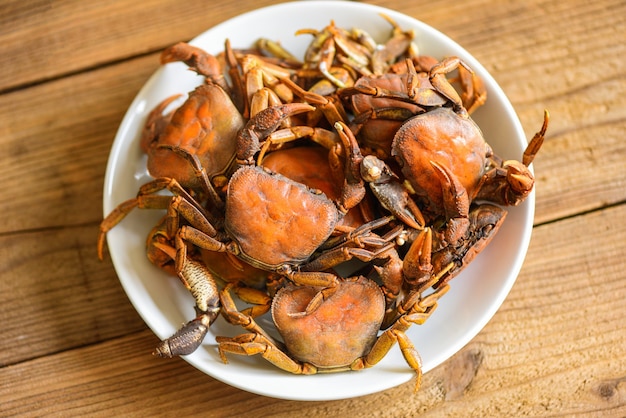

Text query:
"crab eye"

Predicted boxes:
[[480, 224, 494, 236], [361, 155, 385, 182]]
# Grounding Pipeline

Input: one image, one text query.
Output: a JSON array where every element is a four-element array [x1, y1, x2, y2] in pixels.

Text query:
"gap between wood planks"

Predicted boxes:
[[533, 198, 626, 228]]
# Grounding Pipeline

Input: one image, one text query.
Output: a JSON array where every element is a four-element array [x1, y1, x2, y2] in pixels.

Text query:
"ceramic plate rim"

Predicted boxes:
[[103, 0, 534, 401]]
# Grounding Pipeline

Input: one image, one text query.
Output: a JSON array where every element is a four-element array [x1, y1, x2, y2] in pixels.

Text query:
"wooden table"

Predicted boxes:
[[2, 0, 625, 416]]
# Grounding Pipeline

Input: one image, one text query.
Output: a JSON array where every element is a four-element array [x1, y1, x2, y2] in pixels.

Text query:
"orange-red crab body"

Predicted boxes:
[[225, 165, 341, 269], [272, 276, 386, 368], [391, 107, 491, 216], [349, 72, 444, 159], [143, 83, 244, 193], [261, 146, 369, 230]]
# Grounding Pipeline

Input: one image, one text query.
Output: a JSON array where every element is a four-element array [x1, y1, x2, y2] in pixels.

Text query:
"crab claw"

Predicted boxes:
[[504, 161, 535, 196], [476, 109, 548, 206], [161, 42, 228, 91], [430, 160, 470, 245], [402, 227, 433, 285], [431, 203, 507, 288], [333, 121, 366, 213], [236, 102, 315, 165], [152, 239, 221, 358], [153, 313, 214, 358], [360, 155, 425, 230]]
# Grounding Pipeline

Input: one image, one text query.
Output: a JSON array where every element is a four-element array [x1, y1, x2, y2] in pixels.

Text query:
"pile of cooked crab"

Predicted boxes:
[[98, 15, 548, 391]]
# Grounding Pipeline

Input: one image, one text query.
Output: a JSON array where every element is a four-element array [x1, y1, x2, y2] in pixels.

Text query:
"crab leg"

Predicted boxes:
[[523, 109, 549, 166], [428, 56, 475, 117], [475, 110, 549, 206], [97, 176, 211, 261], [218, 283, 277, 343], [319, 215, 394, 250], [302, 242, 396, 275], [358, 281, 450, 392], [217, 333, 318, 375], [280, 76, 349, 127], [371, 14, 414, 75], [360, 154, 425, 230], [455, 63, 487, 115], [151, 240, 221, 358], [236, 102, 315, 165]]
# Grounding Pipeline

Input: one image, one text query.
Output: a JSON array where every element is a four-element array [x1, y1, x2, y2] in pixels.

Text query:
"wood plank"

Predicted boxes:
[[398, 0, 626, 224], [2, 202, 625, 416], [0, 0, 285, 92], [414, 201, 626, 416], [0, 54, 157, 234], [1, 0, 623, 236], [533, 112, 626, 225], [0, 223, 146, 366]]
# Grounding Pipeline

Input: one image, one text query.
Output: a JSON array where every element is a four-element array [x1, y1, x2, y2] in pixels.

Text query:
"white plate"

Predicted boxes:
[[103, 0, 534, 401]]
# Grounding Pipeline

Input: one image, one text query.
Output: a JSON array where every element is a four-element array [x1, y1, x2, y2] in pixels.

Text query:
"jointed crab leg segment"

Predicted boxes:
[[97, 173, 213, 260], [229, 284, 273, 318], [219, 283, 281, 346], [364, 285, 449, 392], [523, 109, 549, 167], [256, 125, 339, 165], [427, 56, 475, 117], [167, 195, 218, 239], [301, 242, 396, 275], [217, 333, 317, 375], [151, 239, 221, 358], [281, 76, 349, 127], [320, 215, 394, 250], [236, 102, 316, 165]]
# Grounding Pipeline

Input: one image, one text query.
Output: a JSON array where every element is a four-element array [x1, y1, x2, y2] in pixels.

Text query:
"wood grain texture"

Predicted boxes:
[[2, 205, 625, 416], [0, 0, 285, 92], [0, 54, 159, 234], [1, 0, 625, 415], [0, 223, 146, 366]]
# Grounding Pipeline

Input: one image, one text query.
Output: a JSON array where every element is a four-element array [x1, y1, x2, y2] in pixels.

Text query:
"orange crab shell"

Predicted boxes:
[[350, 73, 424, 159], [146, 84, 244, 189], [272, 276, 385, 368], [392, 107, 492, 213], [225, 165, 340, 269], [261, 146, 366, 229]]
